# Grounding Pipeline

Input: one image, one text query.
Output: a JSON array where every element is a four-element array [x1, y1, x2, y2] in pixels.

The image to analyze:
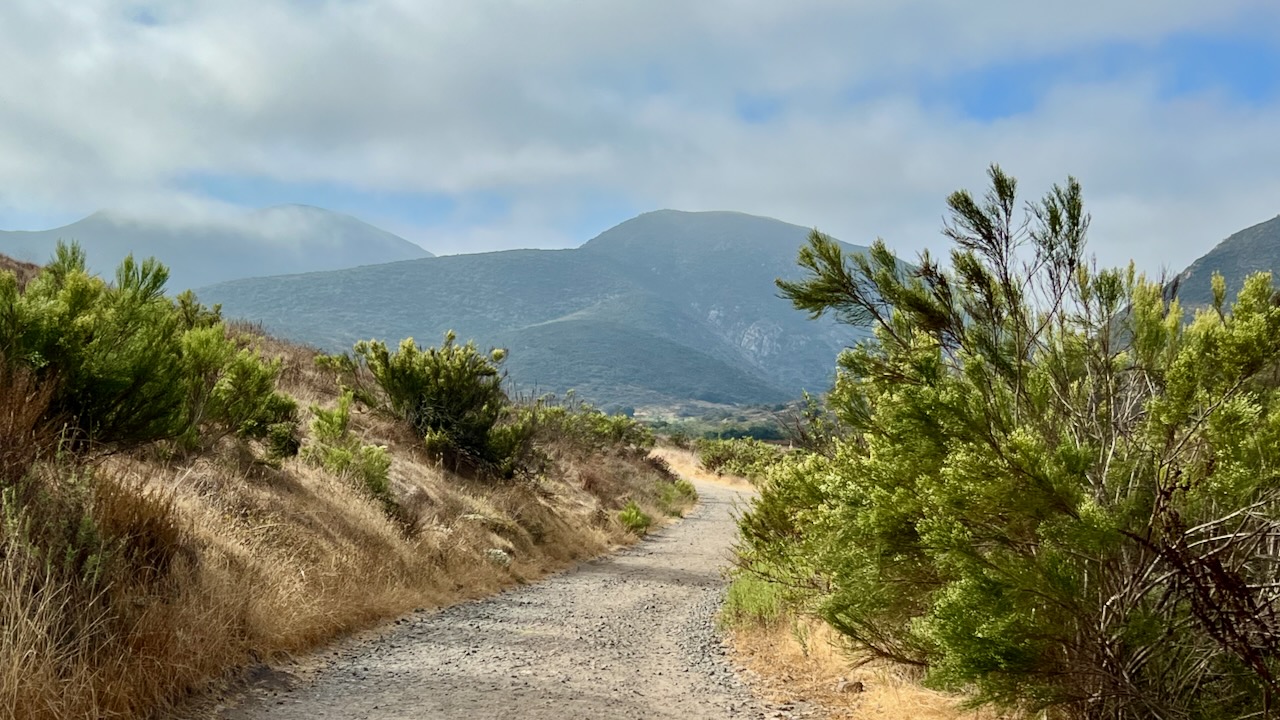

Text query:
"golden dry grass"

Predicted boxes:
[[651, 445, 755, 489], [0, 331, 692, 720], [730, 616, 1011, 720]]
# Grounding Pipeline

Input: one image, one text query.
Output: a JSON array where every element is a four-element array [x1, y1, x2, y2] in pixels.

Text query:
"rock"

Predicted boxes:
[[835, 679, 865, 694], [485, 547, 513, 567]]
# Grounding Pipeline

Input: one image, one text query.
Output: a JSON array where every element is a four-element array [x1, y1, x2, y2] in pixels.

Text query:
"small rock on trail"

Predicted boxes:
[[204, 482, 772, 720]]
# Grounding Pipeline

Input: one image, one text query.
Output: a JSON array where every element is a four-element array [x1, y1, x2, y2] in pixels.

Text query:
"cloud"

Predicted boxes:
[[0, 0, 1277, 271]]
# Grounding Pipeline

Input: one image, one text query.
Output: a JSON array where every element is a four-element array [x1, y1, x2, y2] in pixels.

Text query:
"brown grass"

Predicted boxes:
[[0, 362, 57, 486], [0, 331, 693, 720], [729, 617, 1010, 720]]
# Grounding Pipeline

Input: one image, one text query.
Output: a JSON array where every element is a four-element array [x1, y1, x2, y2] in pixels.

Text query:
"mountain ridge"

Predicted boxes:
[[0, 205, 432, 291], [1176, 214, 1280, 307], [198, 210, 869, 409]]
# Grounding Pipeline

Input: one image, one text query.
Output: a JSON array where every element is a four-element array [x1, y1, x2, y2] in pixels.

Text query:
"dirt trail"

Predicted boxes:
[[205, 482, 781, 720]]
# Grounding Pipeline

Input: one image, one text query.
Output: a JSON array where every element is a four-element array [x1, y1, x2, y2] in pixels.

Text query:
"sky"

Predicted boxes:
[[1, 1, 1279, 273]]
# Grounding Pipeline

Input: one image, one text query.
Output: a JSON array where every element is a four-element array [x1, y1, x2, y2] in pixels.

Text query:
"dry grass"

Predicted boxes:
[[651, 445, 754, 489], [730, 616, 1011, 720], [0, 331, 692, 720], [0, 362, 56, 486]]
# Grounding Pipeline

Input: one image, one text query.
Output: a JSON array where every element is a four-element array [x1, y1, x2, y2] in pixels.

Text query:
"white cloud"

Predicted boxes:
[[0, 0, 1277, 271]]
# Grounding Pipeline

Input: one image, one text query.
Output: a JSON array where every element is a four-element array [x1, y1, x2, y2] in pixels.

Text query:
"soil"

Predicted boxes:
[[198, 482, 806, 720]]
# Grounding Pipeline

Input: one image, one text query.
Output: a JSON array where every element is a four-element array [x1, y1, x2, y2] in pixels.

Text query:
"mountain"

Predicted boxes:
[[0, 253, 40, 291], [1176, 214, 1280, 307], [197, 210, 874, 409], [0, 205, 432, 292]]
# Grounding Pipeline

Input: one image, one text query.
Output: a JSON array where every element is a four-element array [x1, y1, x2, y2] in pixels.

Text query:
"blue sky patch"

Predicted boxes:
[[913, 28, 1280, 121], [734, 93, 785, 124]]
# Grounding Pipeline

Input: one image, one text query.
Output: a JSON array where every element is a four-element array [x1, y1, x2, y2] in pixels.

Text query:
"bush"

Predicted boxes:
[[353, 332, 507, 464], [617, 500, 652, 534], [515, 398, 655, 454], [695, 437, 783, 481], [0, 243, 295, 455], [658, 477, 698, 516], [302, 391, 393, 509], [750, 165, 1280, 718]]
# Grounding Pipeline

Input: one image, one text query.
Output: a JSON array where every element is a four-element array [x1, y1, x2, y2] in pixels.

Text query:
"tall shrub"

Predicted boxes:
[[743, 165, 1280, 719], [0, 242, 296, 453], [353, 332, 510, 465]]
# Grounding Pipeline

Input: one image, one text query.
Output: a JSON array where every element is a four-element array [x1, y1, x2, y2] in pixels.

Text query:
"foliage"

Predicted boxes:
[[617, 500, 652, 535], [658, 477, 698, 517], [696, 437, 785, 481], [301, 391, 393, 508], [745, 165, 1280, 719], [516, 396, 656, 453], [647, 407, 789, 444], [0, 242, 295, 454], [353, 332, 510, 467], [777, 391, 845, 456]]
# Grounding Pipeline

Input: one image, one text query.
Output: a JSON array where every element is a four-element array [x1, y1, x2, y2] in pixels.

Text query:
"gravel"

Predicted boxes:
[[203, 482, 781, 720]]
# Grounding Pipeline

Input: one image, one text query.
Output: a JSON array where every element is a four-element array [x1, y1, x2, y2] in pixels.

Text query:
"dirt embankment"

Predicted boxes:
[[196, 483, 777, 720]]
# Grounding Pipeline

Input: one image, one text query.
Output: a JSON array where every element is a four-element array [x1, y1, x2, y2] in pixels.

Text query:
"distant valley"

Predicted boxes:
[[0, 204, 431, 291], [198, 210, 874, 410]]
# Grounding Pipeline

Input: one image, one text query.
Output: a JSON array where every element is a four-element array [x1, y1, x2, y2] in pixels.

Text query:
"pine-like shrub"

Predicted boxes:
[[743, 165, 1280, 718], [0, 243, 296, 454], [695, 437, 783, 481], [353, 332, 509, 465]]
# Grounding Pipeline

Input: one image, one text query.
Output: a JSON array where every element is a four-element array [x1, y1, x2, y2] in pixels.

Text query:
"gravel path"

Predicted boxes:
[[209, 482, 778, 720]]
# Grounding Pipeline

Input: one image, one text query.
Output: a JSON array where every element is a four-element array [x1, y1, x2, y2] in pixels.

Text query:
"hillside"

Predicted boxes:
[[197, 210, 872, 409], [0, 245, 689, 717], [1176, 214, 1280, 306], [0, 253, 38, 288], [0, 204, 432, 292]]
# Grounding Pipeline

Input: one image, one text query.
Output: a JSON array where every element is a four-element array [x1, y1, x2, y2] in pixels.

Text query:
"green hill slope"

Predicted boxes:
[[198, 210, 873, 409]]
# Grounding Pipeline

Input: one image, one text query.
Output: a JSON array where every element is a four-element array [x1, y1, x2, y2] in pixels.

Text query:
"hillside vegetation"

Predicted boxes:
[[0, 204, 431, 291], [198, 210, 875, 409], [0, 246, 690, 719], [736, 166, 1280, 719]]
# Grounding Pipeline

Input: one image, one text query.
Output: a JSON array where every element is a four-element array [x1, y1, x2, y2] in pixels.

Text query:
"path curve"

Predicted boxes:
[[210, 482, 769, 720]]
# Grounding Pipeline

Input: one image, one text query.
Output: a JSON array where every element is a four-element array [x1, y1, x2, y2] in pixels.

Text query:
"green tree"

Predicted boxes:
[[743, 165, 1280, 719]]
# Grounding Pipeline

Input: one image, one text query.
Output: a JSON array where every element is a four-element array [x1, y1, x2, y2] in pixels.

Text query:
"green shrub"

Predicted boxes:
[[264, 422, 302, 461], [353, 332, 507, 462], [302, 391, 393, 508], [749, 165, 1280, 718], [0, 243, 294, 456], [514, 399, 654, 454], [695, 437, 783, 481], [658, 477, 697, 516], [617, 500, 652, 534]]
